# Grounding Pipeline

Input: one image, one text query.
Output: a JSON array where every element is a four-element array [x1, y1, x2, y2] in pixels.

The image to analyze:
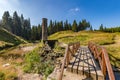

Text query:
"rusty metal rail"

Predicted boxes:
[[88, 42, 115, 80], [58, 42, 80, 80]]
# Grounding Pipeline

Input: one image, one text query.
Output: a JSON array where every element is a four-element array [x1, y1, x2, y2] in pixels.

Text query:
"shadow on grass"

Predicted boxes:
[[57, 36, 74, 39], [0, 53, 22, 59], [109, 54, 120, 68]]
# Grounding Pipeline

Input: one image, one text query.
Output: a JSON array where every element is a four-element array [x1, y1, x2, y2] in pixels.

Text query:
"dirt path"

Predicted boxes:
[[1, 43, 39, 80], [21, 45, 37, 52], [17, 44, 40, 80]]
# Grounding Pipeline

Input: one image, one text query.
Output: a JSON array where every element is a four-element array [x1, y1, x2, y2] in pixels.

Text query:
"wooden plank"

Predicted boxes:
[[85, 48, 91, 78], [78, 48, 84, 75], [73, 58, 79, 73], [83, 48, 90, 77], [88, 47, 104, 80], [87, 48, 98, 80], [76, 48, 82, 74], [78, 47, 104, 80], [66, 48, 80, 72], [66, 46, 104, 80], [71, 48, 81, 73]]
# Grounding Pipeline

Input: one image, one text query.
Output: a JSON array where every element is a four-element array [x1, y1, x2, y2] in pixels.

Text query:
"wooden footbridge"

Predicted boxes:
[[58, 42, 115, 80]]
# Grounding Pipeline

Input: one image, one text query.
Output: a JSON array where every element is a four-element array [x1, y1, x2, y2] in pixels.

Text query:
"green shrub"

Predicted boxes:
[[23, 48, 54, 77], [6, 73, 17, 80], [23, 50, 40, 73], [0, 72, 5, 80], [44, 66, 54, 77]]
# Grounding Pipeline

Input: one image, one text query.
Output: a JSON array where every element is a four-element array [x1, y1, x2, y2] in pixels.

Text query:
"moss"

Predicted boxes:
[[6, 73, 18, 80], [0, 72, 5, 80]]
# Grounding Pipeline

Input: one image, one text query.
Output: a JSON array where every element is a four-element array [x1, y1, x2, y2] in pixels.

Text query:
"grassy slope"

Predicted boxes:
[[0, 28, 27, 48], [49, 30, 120, 68], [49, 30, 115, 45], [0, 28, 29, 79]]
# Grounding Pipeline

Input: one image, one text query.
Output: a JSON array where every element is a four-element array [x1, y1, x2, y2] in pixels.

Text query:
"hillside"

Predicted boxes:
[[0, 28, 27, 49], [49, 30, 115, 45], [49, 30, 120, 68]]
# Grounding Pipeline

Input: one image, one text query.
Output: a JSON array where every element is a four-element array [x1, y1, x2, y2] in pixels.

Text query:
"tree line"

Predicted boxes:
[[48, 19, 92, 35], [99, 24, 120, 33], [0, 11, 92, 41], [30, 19, 92, 41], [0, 11, 31, 40]]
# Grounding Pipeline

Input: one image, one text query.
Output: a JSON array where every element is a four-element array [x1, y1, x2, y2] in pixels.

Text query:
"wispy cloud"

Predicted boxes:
[[68, 7, 80, 16], [0, 0, 20, 18], [69, 7, 80, 12]]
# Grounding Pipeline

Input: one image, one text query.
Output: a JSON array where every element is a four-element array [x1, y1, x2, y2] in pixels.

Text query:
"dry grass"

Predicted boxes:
[[104, 33, 120, 68], [0, 57, 18, 80], [106, 46, 120, 68], [49, 30, 115, 46], [49, 30, 120, 68], [0, 43, 37, 80]]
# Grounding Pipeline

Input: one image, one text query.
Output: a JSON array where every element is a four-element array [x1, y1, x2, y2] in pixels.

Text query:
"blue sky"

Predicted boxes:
[[0, 0, 120, 29]]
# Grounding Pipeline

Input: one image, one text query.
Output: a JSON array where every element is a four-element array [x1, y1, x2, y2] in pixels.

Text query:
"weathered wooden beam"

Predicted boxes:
[[42, 18, 48, 40], [58, 42, 80, 80], [102, 48, 115, 80], [88, 42, 115, 80]]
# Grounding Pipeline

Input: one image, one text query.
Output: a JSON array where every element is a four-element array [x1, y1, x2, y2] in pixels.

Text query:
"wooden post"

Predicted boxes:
[[103, 48, 115, 80], [66, 46, 69, 67], [58, 45, 69, 80], [102, 52, 106, 76], [42, 18, 48, 40]]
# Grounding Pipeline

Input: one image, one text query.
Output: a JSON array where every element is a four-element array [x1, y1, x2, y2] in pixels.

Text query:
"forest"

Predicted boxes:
[[0, 11, 92, 41]]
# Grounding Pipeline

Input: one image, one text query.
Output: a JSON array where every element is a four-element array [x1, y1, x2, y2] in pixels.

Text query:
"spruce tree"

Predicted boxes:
[[2, 11, 13, 32], [13, 11, 22, 36], [72, 20, 77, 32]]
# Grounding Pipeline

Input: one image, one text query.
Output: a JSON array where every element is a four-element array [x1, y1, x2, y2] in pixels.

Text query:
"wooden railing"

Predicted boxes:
[[88, 42, 115, 80], [58, 42, 80, 80]]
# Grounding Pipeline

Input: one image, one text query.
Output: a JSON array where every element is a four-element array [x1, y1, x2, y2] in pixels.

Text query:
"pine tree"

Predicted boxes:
[[59, 21, 64, 31], [23, 19, 31, 40], [99, 24, 104, 31], [64, 20, 69, 30], [48, 20, 53, 35], [78, 19, 90, 31], [37, 24, 42, 39], [90, 26, 93, 31], [13, 11, 22, 36], [72, 20, 77, 32], [2, 11, 13, 32], [68, 23, 72, 30], [54, 21, 57, 33], [20, 14, 25, 37], [31, 26, 37, 40]]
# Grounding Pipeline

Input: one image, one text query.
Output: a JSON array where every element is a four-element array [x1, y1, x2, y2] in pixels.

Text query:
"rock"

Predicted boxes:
[[47, 67, 61, 80], [2, 63, 10, 67], [21, 73, 42, 80], [58, 42, 68, 48]]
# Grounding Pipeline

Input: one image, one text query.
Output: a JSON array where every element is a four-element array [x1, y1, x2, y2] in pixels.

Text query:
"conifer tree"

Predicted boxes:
[[72, 20, 77, 32]]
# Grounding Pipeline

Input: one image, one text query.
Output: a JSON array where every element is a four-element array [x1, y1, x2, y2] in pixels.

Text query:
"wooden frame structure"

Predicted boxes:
[[58, 41, 115, 80], [88, 42, 115, 80], [58, 42, 80, 80]]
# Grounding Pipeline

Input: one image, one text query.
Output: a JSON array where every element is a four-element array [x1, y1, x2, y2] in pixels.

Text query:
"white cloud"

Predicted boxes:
[[68, 7, 80, 16], [0, 0, 20, 18], [70, 7, 80, 12]]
